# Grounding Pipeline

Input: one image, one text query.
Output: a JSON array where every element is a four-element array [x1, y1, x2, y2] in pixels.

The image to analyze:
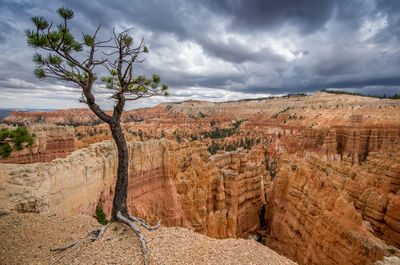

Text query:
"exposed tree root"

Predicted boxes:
[[50, 237, 91, 265], [49, 212, 160, 265], [129, 215, 161, 230], [50, 239, 80, 252], [105, 231, 126, 241], [117, 211, 149, 265], [90, 222, 111, 241]]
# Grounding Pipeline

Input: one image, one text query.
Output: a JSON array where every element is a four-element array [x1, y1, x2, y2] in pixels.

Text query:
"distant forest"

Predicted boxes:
[[321, 89, 400, 99]]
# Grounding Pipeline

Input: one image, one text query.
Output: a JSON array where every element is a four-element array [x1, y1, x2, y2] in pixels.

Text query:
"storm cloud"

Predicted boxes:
[[0, 0, 399, 109]]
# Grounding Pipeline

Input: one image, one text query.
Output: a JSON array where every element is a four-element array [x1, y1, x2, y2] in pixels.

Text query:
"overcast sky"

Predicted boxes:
[[1, 0, 399, 110]]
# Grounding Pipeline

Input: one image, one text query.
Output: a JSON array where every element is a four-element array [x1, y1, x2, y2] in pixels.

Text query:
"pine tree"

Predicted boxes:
[[26, 7, 167, 264]]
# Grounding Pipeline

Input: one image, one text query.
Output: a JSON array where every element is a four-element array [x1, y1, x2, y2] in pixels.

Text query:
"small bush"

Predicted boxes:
[[93, 206, 108, 225], [388, 249, 396, 254], [247, 234, 259, 241]]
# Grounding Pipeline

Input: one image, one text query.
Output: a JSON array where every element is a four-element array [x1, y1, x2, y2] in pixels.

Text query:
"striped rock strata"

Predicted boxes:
[[0, 139, 266, 239]]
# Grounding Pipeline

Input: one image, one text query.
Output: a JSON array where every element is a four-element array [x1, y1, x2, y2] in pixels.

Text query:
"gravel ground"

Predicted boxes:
[[0, 212, 296, 265]]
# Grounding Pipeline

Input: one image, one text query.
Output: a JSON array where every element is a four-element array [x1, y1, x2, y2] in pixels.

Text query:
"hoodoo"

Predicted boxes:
[[2, 92, 400, 264]]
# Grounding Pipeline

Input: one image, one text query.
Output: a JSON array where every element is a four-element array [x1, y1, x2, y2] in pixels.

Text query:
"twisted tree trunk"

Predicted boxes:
[[109, 121, 130, 220]]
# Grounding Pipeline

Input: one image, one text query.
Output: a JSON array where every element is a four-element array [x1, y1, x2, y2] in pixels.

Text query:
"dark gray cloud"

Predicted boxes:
[[0, 0, 400, 109], [200, 0, 336, 34]]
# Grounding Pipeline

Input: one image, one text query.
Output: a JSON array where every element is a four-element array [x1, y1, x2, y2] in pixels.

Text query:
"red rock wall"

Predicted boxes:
[[68, 140, 267, 239], [206, 149, 267, 238], [260, 124, 400, 265]]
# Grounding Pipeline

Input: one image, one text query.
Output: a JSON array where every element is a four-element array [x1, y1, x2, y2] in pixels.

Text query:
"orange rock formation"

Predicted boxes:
[[0, 140, 267, 240], [1, 92, 400, 265]]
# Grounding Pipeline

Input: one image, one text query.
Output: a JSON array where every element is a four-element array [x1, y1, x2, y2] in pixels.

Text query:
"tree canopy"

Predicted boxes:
[[25, 7, 168, 120]]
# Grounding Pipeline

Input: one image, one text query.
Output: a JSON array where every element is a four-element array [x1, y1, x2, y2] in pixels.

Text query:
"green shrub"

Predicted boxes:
[[93, 206, 108, 225], [247, 234, 259, 240]]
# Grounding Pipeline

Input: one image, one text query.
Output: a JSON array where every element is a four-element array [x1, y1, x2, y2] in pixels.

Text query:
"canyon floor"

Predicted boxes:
[[0, 212, 296, 265]]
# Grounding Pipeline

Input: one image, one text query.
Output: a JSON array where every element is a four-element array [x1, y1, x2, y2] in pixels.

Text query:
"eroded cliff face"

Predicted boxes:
[[266, 154, 390, 265], [0, 125, 75, 164], [262, 130, 400, 265], [2, 93, 400, 265], [0, 140, 117, 214], [206, 149, 267, 238], [0, 139, 266, 239]]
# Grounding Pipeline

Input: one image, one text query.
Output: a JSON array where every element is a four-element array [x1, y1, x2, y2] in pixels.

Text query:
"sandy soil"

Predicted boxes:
[[0, 212, 296, 265]]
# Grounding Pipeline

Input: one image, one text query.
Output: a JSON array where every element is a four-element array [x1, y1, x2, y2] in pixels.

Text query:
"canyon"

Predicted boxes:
[[1, 92, 400, 265]]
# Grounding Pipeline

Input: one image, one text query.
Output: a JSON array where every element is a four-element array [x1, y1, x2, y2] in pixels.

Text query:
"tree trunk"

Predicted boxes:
[[109, 121, 129, 220]]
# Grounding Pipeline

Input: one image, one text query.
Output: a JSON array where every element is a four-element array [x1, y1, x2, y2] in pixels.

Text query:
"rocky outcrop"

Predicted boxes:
[[274, 126, 400, 164], [205, 149, 267, 238], [0, 140, 117, 214], [265, 151, 400, 265], [3, 106, 170, 126], [0, 139, 267, 239], [0, 125, 75, 164]]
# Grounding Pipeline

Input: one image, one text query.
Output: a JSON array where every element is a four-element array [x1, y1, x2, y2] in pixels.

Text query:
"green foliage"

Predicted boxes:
[[93, 206, 108, 225], [26, 8, 81, 53], [202, 120, 243, 140], [388, 249, 396, 254], [121, 34, 133, 46], [264, 151, 277, 180], [0, 127, 35, 158], [207, 141, 220, 155], [284, 93, 308, 98], [224, 144, 236, 152], [321, 89, 400, 99], [152, 74, 161, 84], [206, 136, 257, 155], [247, 234, 259, 241], [272, 107, 291, 119], [57, 7, 74, 20], [269, 161, 277, 180], [33, 68, 46, 79], [31, 16, 49, 30], [83, 34, 94, 47], [138, 129, 144, 141], [0, 143, 12, 159], [26, 7, 169, 101], [241, 137, 255, 150]]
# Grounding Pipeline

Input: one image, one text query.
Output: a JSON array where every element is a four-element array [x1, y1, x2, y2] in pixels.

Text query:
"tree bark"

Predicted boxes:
[[109, 120, 129, 220]]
